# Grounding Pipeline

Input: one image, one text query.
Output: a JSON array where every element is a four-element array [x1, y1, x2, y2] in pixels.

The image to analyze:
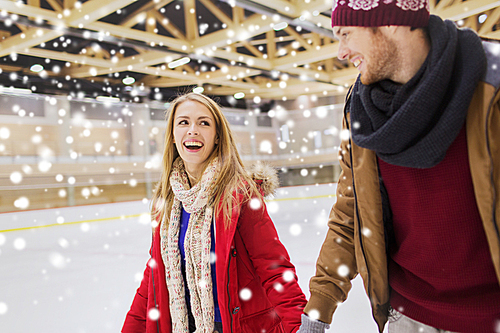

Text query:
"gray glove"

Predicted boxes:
[[296, 314, 330, 333]]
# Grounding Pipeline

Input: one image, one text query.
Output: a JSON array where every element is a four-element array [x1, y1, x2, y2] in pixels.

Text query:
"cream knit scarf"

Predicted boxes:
[[161, 157, 218, 333]]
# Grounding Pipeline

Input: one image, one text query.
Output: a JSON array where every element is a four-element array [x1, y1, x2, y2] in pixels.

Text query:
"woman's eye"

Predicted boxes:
[[201, 121, 210, 126], [179, 120, 188, 125]]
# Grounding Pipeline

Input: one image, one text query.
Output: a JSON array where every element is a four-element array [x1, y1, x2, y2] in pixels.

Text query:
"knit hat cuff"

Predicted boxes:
[[331, 2, 430, 28]]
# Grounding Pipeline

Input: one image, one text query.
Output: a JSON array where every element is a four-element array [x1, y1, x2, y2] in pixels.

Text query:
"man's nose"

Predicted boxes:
[[337, 41, 349, 61]]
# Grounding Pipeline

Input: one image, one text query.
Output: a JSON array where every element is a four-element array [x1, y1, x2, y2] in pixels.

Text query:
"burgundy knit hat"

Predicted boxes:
[[331, 0, 430, 28]]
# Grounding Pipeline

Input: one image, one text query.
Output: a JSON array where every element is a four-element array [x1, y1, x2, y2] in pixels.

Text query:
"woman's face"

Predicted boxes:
[[173, 100, 217, 177]]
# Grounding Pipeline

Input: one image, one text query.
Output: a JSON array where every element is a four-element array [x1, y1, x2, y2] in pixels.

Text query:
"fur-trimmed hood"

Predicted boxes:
[[247, 161, 279, 198]]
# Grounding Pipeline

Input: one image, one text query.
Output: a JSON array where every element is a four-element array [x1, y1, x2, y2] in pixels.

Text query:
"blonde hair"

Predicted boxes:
[[151, 92, 259, 230]]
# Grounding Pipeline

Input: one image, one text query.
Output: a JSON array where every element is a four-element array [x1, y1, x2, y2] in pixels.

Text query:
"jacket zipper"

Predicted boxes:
[[345, 106, 373, 305], [151, 241, 160, 333], [227, 251, 234, 333], [484, 87, 500, 242]]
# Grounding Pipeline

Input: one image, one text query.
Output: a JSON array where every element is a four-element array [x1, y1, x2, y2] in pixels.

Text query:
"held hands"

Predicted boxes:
[[296, 314, 330, 333]]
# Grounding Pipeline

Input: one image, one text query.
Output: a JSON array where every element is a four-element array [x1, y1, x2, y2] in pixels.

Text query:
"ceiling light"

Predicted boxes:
[[96, 96, 120, 103], [122, 77, 135, 85], [193, 86, 204, 94], [168, 57, 191, 69], [234, 92, 245, 99], [273, 22, 288, 31], [30, 64, 44, 73]]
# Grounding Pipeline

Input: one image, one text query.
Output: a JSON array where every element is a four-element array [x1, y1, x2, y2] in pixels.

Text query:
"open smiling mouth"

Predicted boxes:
[[183, 141, 204, 152]]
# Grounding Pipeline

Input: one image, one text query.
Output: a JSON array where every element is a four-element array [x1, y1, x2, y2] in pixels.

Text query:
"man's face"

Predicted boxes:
[[333, 26, 398, 85]]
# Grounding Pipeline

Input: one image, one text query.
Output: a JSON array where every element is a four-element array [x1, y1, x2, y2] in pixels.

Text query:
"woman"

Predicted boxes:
[[122, 93, 307, 333]]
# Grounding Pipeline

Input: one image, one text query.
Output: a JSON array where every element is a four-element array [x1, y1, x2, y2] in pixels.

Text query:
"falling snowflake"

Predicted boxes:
[[249, 198, 261, 210], [273, 282, 284, 292], [38, 160, 52, 172], [9, 171, 22, 184], [58, 238, 69, 248], [0, 302, 7, 315], [138, 213, 150, 225], [14, 197, 30, 210], [0, 127, 10, 139], [148, 258, 157, 269], [337, 264, 349, 277], [49, 252, 67, 269], [239, 288, 252, 301], [148, 308, 160, 321], [282, 270, 295, 282], [308, 309, 320, 320], [289, 224, 302, 236], [340, 129, 350, 141], [13, 237, 26, 250], [266, 201, 279, 214]]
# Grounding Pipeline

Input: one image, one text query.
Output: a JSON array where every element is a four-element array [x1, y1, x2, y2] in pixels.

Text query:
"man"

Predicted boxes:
[[298, 1, 500, 332]]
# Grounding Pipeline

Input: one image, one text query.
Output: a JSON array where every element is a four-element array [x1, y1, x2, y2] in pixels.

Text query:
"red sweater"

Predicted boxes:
[[378, 126, 500, 332]]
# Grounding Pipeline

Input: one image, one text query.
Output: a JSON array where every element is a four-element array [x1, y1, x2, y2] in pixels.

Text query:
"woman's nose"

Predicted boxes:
[[188, 124, 198, 135]]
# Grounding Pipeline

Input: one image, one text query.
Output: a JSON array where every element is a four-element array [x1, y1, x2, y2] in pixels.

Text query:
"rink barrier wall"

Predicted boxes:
[[0, 191, 337, 233]]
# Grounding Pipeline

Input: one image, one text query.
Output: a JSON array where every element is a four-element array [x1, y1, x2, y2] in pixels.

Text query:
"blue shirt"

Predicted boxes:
[[179, 205, 221, 322]]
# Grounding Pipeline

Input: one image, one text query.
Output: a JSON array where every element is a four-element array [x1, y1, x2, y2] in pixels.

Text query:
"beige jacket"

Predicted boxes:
[[304, 74, 500, 331]]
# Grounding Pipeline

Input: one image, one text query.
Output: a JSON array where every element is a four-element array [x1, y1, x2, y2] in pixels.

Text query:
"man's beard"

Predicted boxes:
[[360, 30, 398, 85]]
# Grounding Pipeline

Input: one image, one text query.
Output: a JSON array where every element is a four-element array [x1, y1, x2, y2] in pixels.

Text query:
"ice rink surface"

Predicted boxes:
[[0, 183, 383, 333]]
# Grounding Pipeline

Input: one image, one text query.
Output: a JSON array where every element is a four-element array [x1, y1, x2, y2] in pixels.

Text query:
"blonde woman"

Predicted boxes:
[[122, 93, 307, 333]]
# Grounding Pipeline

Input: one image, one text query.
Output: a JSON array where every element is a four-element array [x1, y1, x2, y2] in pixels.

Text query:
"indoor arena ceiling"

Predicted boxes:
[[0, 0, 500, 105]]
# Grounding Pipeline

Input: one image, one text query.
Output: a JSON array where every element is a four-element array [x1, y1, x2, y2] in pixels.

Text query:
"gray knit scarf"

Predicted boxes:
[[161, 157, 218, 333], [349, 15, 486, 168]]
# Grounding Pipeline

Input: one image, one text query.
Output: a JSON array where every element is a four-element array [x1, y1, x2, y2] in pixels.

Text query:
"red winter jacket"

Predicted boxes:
[[122, 177, 307, 333]]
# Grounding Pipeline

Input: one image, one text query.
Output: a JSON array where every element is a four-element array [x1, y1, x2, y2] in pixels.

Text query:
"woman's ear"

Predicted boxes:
[[215, 136, 219, 144]]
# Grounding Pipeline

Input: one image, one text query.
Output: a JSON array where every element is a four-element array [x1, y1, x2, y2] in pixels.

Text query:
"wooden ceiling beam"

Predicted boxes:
[[272, 42, 339, 70], [198, 0, 234, 27], [192, 13, 272, 50], [248, 0, 299, 16], [119, 0, 175, 28], [432, 0, 500, 21], [151, 10, 186, 40], [66, 0, 137, 26], [46, 0, 63, 12], [0, 28, 63, 58], [435, 0, 456, 11], [295, 0, 331, 15], [478, 7, 500, 35], [184, 0, 199, 41], [266, 30, 275, 60], [209, 49, 272, 69], [84, 21, 190, 50], [0, 1, 63, 23], [27, 0, 41, 7], [241, 40, 263, 57], [139, 77, 195, 88], [283, 26, 312, 50]]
